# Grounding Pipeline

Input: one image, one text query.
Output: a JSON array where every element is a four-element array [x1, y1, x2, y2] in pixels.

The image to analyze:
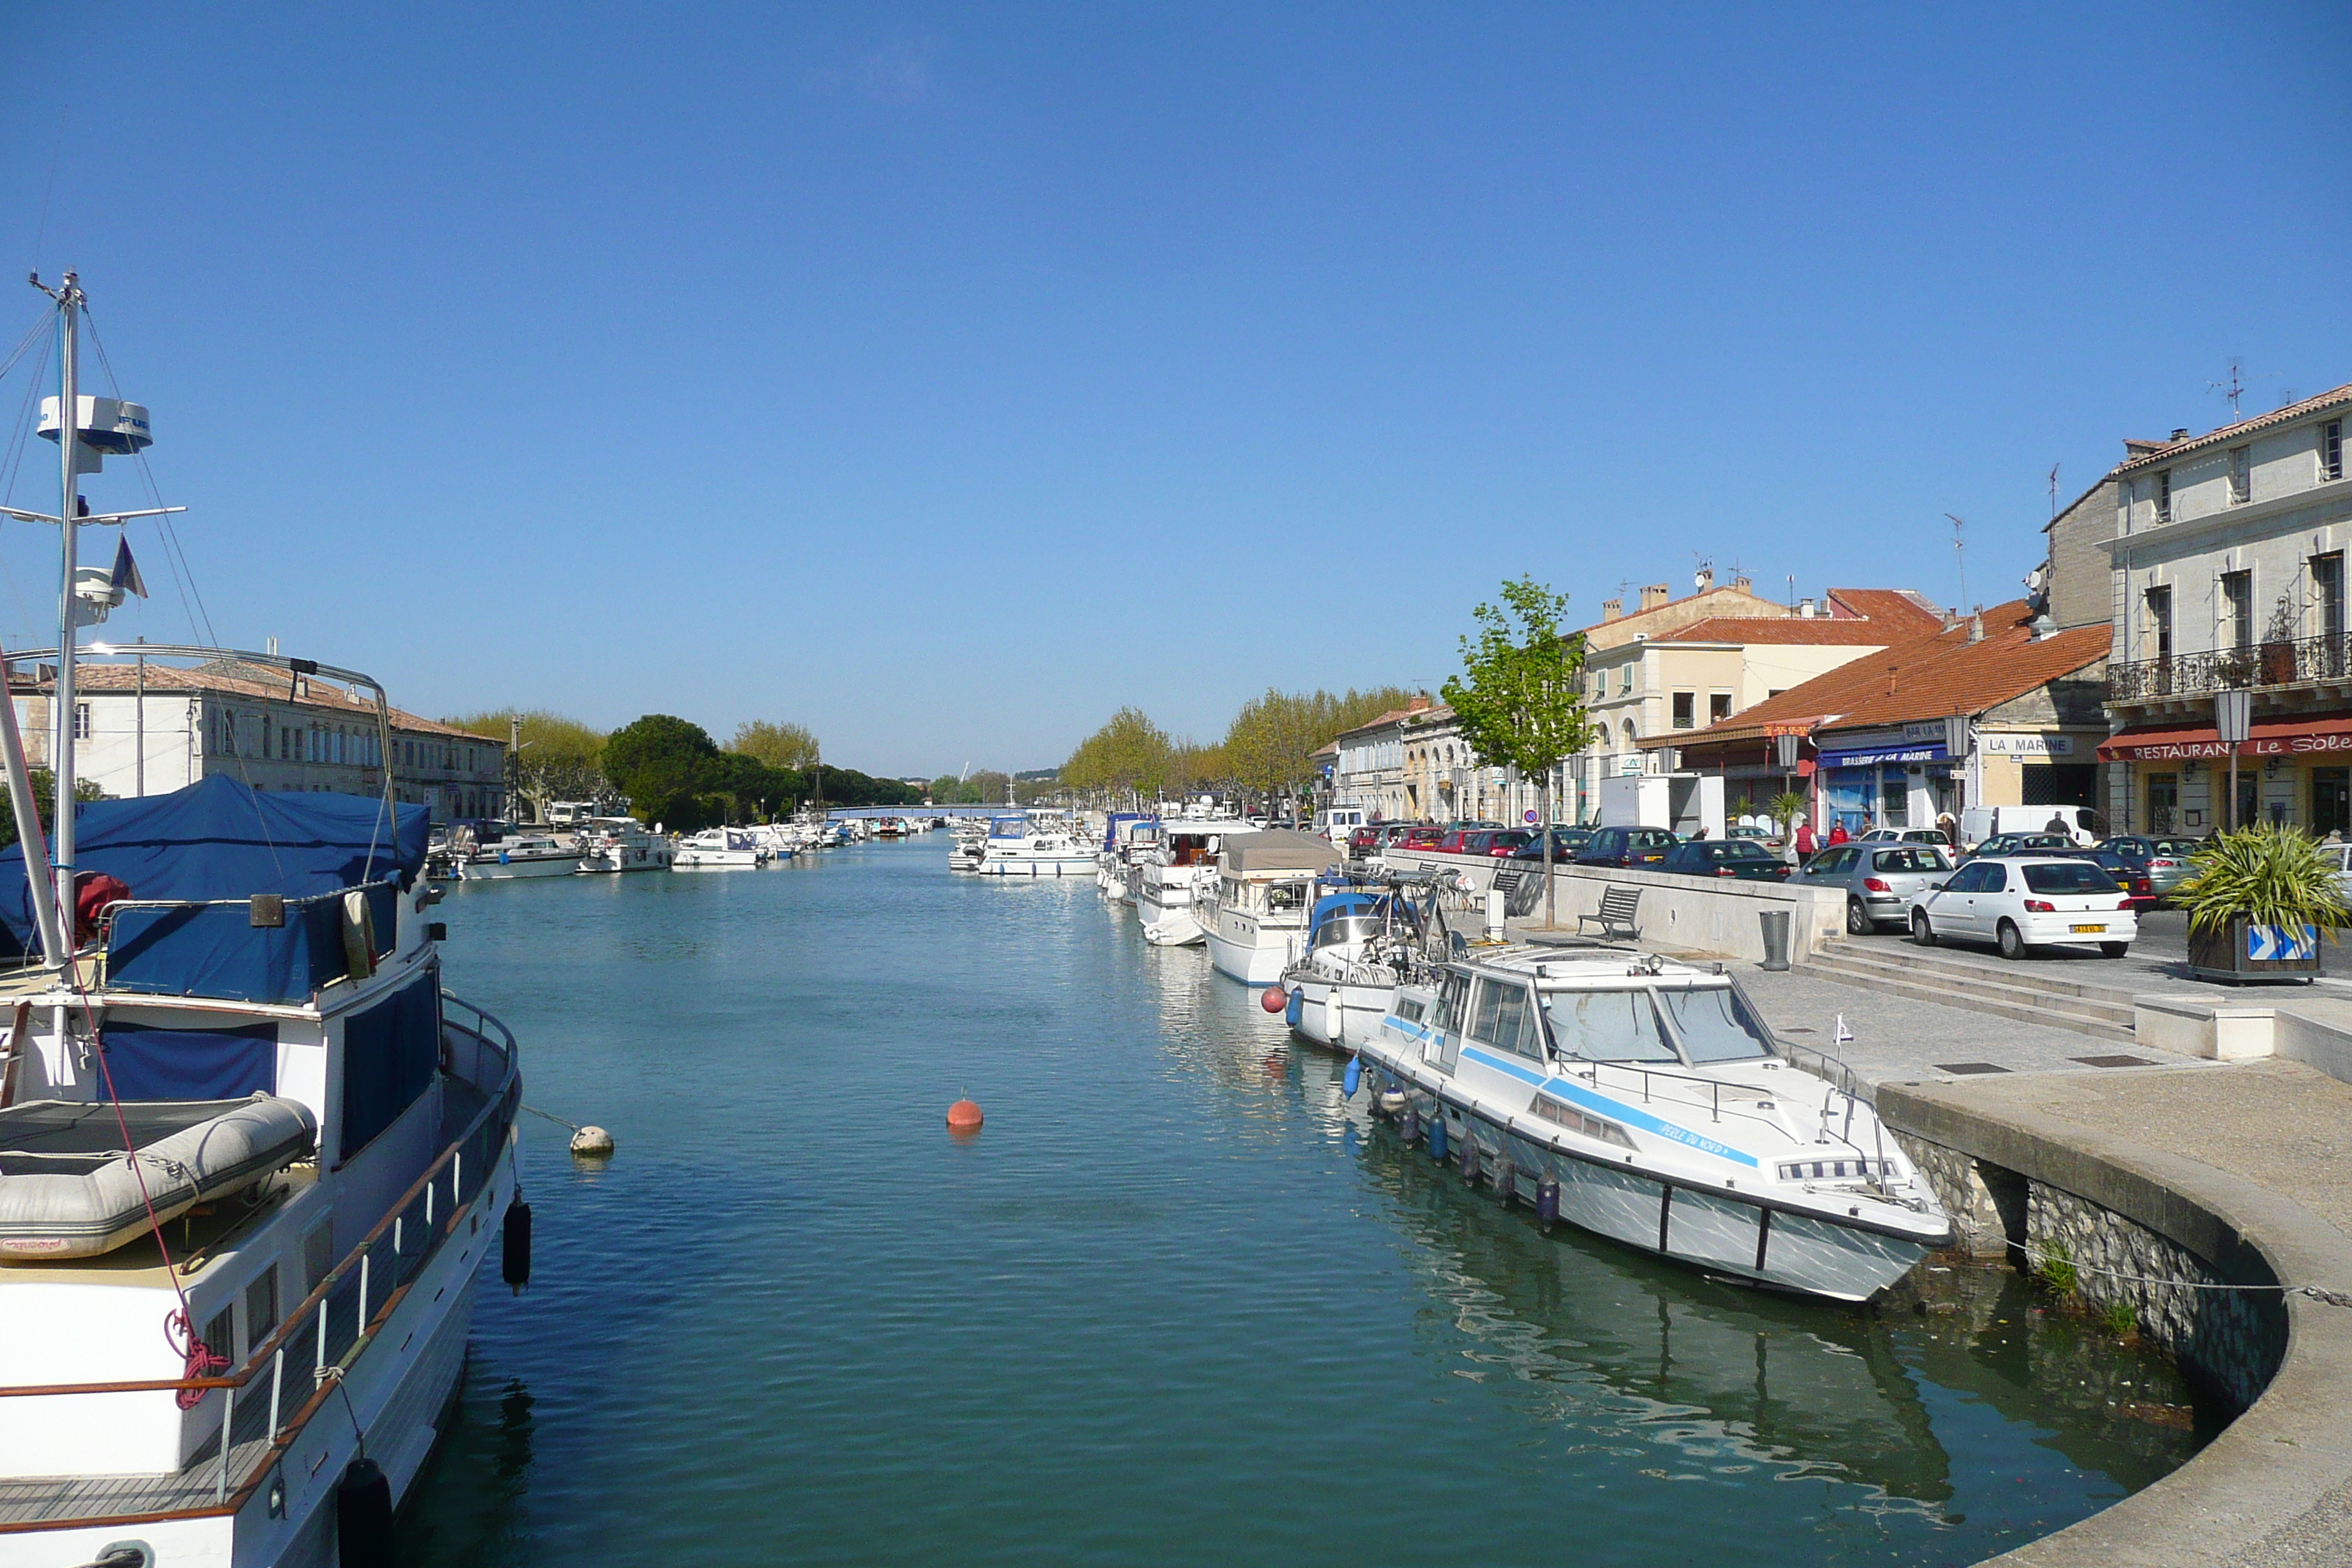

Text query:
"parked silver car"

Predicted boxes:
[[1792, 840, 1956, 934]]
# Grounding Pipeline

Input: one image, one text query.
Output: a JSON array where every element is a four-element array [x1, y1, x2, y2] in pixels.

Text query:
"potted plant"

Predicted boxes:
[[2174, 824, 2352, 984]]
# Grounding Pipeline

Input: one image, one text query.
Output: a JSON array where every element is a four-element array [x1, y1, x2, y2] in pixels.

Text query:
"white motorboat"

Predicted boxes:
[[0, 277, 529, 1567], [747, 823, 801, 860], [1199, 830, 1344, 983], [1095, 813, 1156, 897], [1132, 818, 1251, 946], [975, 814, 1097, 878], [577, 815, 676, 872], [455, 833, 582, 880], [1354, 943, 1953, 1301], [673, 826, 763, 869], [1280, 875, 1440, 1052]]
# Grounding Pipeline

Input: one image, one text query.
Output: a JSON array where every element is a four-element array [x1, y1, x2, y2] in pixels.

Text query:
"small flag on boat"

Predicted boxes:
[[109, 535, 148, 598], [1833, 1014, 1854, 1047]]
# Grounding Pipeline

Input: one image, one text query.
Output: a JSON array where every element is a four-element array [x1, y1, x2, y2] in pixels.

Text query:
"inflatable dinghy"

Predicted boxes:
[[0, 1096, 317, 1260]]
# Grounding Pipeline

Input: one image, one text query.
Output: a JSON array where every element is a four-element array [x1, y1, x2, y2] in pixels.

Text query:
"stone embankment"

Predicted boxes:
[[1881, 1063, 2352, 1567]]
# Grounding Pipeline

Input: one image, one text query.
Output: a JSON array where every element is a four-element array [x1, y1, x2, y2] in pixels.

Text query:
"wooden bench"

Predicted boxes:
[[1578, 886, 1643, 941]]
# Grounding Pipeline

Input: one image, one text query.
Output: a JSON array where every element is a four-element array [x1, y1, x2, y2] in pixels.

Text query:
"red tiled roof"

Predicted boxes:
[[2116, 384, 2352, 475], [12, 659, 497, 742], [1648, 600, 2107, 751], [1651, 587, 1944, 646]]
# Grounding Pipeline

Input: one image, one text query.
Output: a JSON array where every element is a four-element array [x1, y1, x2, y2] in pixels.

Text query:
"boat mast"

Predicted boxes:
[[50, 274, 83, 947]]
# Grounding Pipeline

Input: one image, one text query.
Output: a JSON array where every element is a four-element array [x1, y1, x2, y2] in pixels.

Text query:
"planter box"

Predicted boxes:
[[2188, 916, 2321, 984]]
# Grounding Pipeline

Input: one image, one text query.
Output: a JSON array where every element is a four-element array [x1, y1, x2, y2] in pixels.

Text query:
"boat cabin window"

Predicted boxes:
[[1265, 881, 1308, 913], [1543, 989, 1676, 1063], [1438, 973, 1473, 1036], [245, 1264, 279, 1352], [1393, 994, 1428, 1025], [1313, 915, 1379, 950], [1655, 986, 1774, 1063], [1471, 979, 1541, 1060], [204, 1304, 235, 1369]]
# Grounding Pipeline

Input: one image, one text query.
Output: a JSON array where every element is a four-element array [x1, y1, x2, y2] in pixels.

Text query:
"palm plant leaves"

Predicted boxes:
[[2173, 824, 2352, 939]]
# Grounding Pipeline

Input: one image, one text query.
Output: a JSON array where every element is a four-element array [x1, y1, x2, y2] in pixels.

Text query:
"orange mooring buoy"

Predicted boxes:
[[946, 1098, 984, 1133]]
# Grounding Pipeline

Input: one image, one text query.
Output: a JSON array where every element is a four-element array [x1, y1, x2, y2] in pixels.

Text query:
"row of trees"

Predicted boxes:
[[443, 709, 916, 832], [1060, 687, 1422, 807]]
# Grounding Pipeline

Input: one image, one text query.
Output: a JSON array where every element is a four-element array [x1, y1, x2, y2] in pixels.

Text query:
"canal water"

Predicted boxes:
[[400, 837, 2211, 1567]]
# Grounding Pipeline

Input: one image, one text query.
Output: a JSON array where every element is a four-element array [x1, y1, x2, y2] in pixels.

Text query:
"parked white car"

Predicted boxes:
[[1906, 854, 2137, 960]]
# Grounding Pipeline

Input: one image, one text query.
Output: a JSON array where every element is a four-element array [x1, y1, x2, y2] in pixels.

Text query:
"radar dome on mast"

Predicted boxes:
[[38, 394, 152, 472]]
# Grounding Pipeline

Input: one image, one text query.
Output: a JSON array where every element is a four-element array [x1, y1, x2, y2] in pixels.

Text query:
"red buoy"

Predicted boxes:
[[946, 1098, 984, 1133], [1261, 986, 1287, 1014]]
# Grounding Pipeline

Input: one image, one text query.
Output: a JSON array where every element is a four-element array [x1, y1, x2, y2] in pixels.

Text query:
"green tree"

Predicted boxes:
[[1440, 577, 1591, 927], [602, 715, 723, 832], [1063, 707, 1172, 807], [444, 709, 610, 821], [729, 720, 821, 771], [0, 769, 107, 851], [1220, 687, 1420, 808]]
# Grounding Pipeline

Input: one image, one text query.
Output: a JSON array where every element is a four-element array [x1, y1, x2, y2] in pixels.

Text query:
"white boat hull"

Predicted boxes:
[[580, 842, 674, 872], [976, 855, 1097, 877], [1286, 972, 1396, 1052], [674, 849, 761, 868], [458, 852, 579, 880], [1206, 924, 1299, 985]]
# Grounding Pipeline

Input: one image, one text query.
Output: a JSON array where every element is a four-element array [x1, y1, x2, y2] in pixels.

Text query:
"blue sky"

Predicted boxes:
[[2, 5, 2347, 777]]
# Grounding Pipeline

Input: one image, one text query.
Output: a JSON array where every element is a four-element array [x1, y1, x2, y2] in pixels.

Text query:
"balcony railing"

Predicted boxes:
[[2108, 633, 2352, 704]]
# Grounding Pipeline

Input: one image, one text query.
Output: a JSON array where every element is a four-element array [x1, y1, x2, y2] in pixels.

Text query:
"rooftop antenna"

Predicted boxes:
[[1785, 573, 1795, 609], [1942, 513, 1968, 611], [2047, 463, 2061, 521], [2209, 358, 2246, 418]]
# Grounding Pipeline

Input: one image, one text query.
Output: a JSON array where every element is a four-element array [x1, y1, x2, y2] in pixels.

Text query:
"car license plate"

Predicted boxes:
[[2070, 923, 2106, 934]]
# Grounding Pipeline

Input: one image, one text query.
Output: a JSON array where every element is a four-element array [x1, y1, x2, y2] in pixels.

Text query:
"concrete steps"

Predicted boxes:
[[1805, 940, 2141, 1044]]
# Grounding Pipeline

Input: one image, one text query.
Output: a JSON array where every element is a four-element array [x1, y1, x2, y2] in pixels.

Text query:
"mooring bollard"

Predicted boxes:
[[1759, 908, 1792, 972]]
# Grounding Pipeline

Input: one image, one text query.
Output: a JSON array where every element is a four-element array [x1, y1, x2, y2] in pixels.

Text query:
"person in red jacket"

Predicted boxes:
[[1826, 822, 1850, 847], [1793, 819, 1817, 859]]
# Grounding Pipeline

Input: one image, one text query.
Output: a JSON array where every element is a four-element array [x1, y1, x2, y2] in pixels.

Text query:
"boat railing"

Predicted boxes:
[[1767, 1035, 1874, 1109], [99, 875, 405, 1005], [0, 991, 519, 1521], [1562, 1056, 1814, 1145]]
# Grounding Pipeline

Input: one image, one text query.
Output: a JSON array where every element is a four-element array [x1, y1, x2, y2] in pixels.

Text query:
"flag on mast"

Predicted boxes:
[[109, 535, 148, 599]]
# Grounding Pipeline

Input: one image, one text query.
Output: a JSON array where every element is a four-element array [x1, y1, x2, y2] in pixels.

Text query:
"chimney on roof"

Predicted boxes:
[[2171, 428, 2190, 441], [1968, 610, 1985, 642], [1694, 565, 1714, 593], [1640, 583, 1670, 611], [1732, 573, 1751, 591], [1798, 597, 1817, 618], [1601, 598, 1622, 622]]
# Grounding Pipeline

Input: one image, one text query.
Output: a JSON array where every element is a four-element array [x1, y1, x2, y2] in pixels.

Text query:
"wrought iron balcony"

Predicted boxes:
[[2108, 634, 2352, 704]]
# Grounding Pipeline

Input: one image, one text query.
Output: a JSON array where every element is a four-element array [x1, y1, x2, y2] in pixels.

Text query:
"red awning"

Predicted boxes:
[[2100, 713, 2352, 762]]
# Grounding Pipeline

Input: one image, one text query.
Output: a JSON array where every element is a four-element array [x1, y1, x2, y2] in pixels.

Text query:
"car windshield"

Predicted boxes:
[[1655, 985, 1774, 1063], [2021, 862, 2121, 894], [1543, 988, 1676, 1063], [2150, 839, 2201, 856], [1874, 847, 1950, 872], [1714, 843, 1774, 861]]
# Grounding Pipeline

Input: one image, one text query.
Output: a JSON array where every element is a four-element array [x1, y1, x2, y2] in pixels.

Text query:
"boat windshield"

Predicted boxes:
[[1313, 915, 1380, 949], [1542, 988, 1676, 1063], [1654, 985, 1774, 1063]]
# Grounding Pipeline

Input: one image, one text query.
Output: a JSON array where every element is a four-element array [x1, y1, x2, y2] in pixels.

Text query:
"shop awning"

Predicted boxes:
[[2100, 714, 2352, 762]]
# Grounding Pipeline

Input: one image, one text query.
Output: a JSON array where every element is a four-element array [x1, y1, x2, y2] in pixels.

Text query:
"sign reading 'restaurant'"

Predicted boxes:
[[2103, 729, 2352, 761]]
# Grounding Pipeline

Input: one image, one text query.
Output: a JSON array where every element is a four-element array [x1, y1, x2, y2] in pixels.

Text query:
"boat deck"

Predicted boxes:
[[0, 1428, 271, 1527]]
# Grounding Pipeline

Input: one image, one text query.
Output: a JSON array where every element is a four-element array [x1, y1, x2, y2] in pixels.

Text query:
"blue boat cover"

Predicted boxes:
[[0, 775, 428, 960], [1306, 890, 1383, 942], [1100, 812, 1150, 852]]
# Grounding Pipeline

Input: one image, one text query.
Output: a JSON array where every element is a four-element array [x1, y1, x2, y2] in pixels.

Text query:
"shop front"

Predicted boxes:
[[1814, 728, 1951, 835], [2100, 712, 2352, 834]]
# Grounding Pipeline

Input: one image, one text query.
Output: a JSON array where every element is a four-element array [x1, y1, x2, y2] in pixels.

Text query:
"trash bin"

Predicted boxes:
[[1758, 908, 1792, 972]]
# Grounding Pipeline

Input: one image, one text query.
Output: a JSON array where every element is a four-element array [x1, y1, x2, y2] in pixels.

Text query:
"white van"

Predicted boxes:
[[1959, 804, 2103, 848], [1313, 806, 1368, 845]]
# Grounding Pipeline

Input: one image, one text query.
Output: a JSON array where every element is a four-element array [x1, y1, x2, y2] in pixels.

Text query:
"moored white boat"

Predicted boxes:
[[455, 833, 582, 880], [577, 816, 675, 872], [974, 814, 1096, 878], [1354, 943, 1952, 1301], [673, 826, 762, 868], [1199, 830, 1343, 983], [1281, 875, 1438, 1052], [1133, 818, 1251, 946]]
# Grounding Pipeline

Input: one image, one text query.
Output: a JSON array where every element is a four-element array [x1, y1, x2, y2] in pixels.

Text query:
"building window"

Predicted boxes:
[[1881, 771, 1908, 827], [2119, 478, 2136, 532], [2325, 421, 2345, 483], [2155, 469, 2173, 524], [2228, 445, 2251, 505], [2146, 584, 2173, 663], [73, 702, 89, 741], [2147, 772, 2179, 833], [2316, 553, 2345, 645], [1671, 692, 1695, 729], [1709, 693, 1733, 724], [2222, 570, 2253, 649], [1618, 666, 1632, 696]]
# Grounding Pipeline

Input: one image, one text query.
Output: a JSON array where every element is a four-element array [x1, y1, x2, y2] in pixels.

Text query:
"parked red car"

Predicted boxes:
[[1480, 829, 1534, 857], [1401, 824, 1446, 850], [1349, 823, 1383, 856]]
